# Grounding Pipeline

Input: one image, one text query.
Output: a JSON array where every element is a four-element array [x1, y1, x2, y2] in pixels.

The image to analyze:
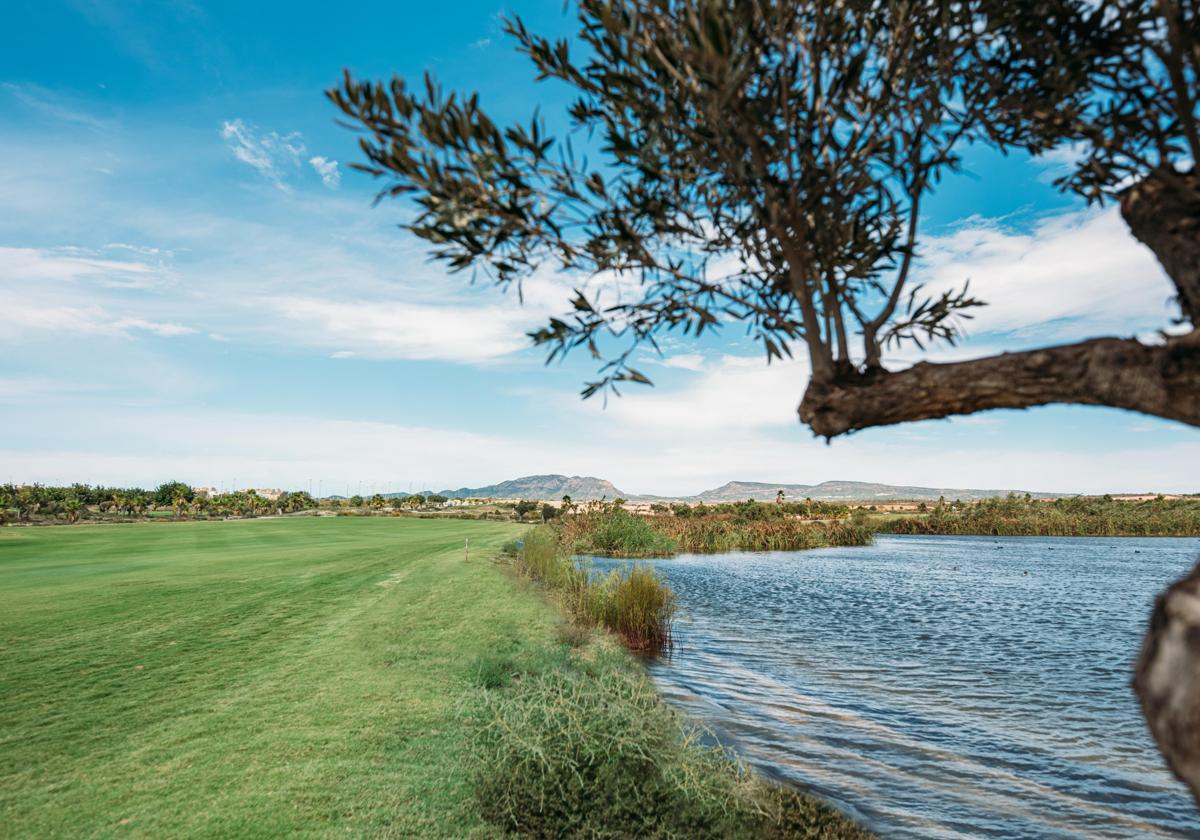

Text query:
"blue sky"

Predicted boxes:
[[2, 1, 1197, 496]]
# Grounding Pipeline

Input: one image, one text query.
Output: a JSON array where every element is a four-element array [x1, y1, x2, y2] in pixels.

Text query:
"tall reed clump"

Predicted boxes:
[[655, 514, 874, 553], [508, 526, 675, 653]]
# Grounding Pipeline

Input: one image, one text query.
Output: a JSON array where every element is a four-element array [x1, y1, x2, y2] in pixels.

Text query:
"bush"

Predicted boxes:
[[564, 507, 679, 557], [511, 526, 675, 653], [472, 655, 749, 839], [470, 643, 873, 839]]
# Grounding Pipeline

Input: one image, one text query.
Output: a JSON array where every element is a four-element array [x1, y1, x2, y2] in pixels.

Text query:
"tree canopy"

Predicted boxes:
[[331, 0, 1198, 438]]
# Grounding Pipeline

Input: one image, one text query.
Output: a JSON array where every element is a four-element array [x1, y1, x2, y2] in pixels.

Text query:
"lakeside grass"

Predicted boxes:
[[0, 516, 870, 839]]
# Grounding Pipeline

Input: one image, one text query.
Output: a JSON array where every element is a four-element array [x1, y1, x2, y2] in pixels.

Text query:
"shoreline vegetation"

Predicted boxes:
[[491, 523, 872, 838], [875, 494, 1200, 538], [0, 515, 870, 839]]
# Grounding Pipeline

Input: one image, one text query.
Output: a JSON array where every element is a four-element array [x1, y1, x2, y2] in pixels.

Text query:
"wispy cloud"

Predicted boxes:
[[308, 156, 340, 188], [268, 296, 540, 363], [220, 119, 305, 188], [0, 246, 193, 339], [1, 82, 110, 131]]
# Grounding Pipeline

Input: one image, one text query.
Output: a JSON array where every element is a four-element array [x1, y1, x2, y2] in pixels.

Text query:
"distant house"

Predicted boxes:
[[192, 486, 220, 498], [253, 488, 284, 501]]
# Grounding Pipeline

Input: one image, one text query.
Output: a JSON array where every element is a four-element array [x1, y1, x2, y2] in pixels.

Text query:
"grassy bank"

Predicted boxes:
[[876, 495, 1200, 537], [0, 516, 869, 838]]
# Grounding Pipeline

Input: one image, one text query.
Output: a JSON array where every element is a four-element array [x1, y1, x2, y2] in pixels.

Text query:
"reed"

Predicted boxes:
[[508, 526, 675, 653], [562, 501, 874, 555]]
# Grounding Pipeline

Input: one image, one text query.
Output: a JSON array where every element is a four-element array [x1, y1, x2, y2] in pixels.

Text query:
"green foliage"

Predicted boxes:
[[154, 480, 193, 506], [515, 499, 538, 519], [560, 500, 871, 554], [511, 526, 675, 653], [561, 506, 679, 557], [879, 494, 1200, 537], [470, 642, 872, 839], [472, 659, 743, 839]]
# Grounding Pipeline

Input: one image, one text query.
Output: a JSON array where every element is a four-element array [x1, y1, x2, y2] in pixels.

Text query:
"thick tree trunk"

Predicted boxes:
[[1134, 563, 1200, 808], [799, 332, 1200, 437], [1120, 167, 1200, 324]]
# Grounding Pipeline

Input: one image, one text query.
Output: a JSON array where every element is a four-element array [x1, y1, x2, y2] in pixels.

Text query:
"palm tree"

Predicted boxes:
[[191, 495, 209, 519]]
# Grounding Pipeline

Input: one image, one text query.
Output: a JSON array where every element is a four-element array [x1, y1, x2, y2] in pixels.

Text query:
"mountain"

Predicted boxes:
[[432, 474, 1053, 501], [687, 480, 1041, 503], [437, 474, 628, 500]]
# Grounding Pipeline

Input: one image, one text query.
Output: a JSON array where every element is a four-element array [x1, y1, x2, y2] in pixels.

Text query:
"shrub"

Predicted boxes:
[[563, 507, 678, 557], [510, 526, 675, 653], [469, 644, 873, 839], [471, 656, 750, 839]]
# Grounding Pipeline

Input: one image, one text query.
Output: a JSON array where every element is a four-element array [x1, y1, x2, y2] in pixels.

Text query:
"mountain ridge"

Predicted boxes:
[[432, 474, 1059, 502]]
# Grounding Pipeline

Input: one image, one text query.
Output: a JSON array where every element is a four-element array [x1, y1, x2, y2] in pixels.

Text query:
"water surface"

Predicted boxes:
[[592, 535, 1200, 838]]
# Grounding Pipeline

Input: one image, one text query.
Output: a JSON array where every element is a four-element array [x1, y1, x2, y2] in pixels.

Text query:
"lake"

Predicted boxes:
[[591, 535, 1200, 838]]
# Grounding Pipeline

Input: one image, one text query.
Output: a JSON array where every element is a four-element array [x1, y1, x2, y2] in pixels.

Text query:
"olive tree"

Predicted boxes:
[[330, 0, 1197, 438]]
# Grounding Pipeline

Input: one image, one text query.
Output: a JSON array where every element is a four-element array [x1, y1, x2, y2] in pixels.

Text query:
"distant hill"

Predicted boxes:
[[429, 474, 1051, 502], [437, 474, 628, 500], [686, 480, 1045, 503]]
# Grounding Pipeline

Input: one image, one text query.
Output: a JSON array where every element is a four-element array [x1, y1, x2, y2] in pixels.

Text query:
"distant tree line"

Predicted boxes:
[[0, 482, 318, 524], [879, 494, 1200, 537]]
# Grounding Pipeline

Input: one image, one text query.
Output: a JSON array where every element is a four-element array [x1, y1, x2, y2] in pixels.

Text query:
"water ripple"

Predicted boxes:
[[589, 535, 1200, 839]]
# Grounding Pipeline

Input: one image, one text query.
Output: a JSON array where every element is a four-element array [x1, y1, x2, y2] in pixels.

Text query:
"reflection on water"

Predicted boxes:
[[589, 535, 1200, 838]]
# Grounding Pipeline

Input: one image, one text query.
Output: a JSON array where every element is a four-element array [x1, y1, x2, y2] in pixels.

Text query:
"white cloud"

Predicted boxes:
[[0, 300, 194, 339], [220, 119, 305, 187], [269, 296, 538, 362], [581, 354, 809, 433], [0, 246, 193, 339], [657, 353, 707, 372], [0, 245, 162, 286], [111, 318, 196, 337], [913, 207, 1177, 351], [309, 156, 340, 188]]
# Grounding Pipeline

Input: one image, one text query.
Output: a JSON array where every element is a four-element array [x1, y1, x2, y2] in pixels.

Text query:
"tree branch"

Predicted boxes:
[[799, 331, 1200, 438]]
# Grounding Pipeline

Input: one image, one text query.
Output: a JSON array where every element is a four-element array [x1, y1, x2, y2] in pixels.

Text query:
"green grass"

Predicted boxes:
[[0, 517, 541, 839]]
